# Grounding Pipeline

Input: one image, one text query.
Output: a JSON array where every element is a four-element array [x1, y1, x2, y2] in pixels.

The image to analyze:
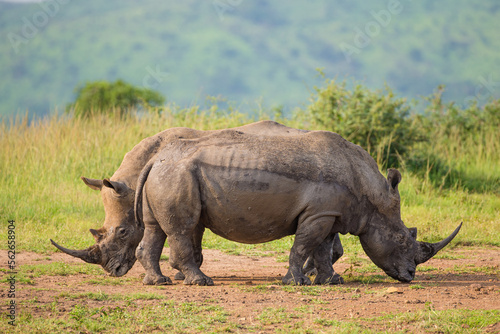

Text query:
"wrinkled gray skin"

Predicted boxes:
[[132, 125, 461, 286], [51, 121, 344, 284]]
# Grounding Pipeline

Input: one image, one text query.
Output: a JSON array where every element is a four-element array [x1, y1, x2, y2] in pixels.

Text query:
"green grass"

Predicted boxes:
[[5, 300, 231, 334], [57, 291, 165, 302], [4, 303, 497, 334], [373, 309, 500, 333], [18, 262, 104, 277]]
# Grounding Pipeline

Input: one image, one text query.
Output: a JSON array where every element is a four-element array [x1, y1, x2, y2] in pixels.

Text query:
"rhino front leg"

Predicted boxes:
[[283, 216, 336, 285], [303, 232, 343, 278], [303, 233, 344, 284], [136, 224, 172, 285], [311, 233, 344, 285]]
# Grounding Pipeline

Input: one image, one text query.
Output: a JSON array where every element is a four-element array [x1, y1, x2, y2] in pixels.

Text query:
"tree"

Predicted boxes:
[[66, 79, 165, 117]]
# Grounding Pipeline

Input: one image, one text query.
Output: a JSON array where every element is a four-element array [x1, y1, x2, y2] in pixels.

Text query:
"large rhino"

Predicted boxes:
[[127, 124, 460, 286], [51, 121, 344, 284]]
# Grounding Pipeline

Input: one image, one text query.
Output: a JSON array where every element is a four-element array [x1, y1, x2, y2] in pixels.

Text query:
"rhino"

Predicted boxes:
[[126, 124, 460, 286], [51, 121, 345, 284]]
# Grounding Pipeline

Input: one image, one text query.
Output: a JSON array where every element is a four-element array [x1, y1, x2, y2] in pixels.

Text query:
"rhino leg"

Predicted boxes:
[[136, 224, 172, 285], [283, 216, 337, 285], [303, 232, 344, 279], [152, 169, 213, 286], [174, 224, 205, 281], [311, 233, 344, 285], [331, 233, 344, 263], [168, 230, 213, 286]]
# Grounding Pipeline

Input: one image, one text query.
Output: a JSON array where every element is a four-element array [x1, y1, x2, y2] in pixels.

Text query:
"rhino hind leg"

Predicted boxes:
[[168, 232, 214, 286], [136, 225, 172, 285], [173, 224, 205, 281], [283, 217, 337, 285]]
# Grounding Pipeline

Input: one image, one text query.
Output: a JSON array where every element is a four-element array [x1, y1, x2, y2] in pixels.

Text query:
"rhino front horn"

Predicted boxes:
[[50, 239, 102, 264], [415, 223, 462, 264]]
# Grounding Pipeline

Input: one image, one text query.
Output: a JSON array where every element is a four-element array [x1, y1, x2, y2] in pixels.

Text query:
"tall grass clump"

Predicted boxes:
[[406, 86, 500, 194]]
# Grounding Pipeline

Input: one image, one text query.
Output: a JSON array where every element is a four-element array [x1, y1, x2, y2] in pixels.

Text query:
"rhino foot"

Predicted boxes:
[[183, 274, 214, 286], [282, 273, 312, 286], [143, 274, 172, 286], [174, 271, 185, 280], [313, 273, 344, 285]]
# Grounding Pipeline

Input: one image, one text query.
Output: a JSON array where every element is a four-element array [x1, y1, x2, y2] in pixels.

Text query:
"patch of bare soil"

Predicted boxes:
[[2, 246, 499, 332]]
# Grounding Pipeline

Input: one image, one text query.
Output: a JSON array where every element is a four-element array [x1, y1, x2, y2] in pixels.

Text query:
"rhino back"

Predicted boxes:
[[110, 121, 309, 189], [188, 129, 385, 195]]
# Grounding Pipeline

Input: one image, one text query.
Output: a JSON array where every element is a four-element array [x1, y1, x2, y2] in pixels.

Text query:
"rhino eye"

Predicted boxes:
[[117, 228, 128, 238]]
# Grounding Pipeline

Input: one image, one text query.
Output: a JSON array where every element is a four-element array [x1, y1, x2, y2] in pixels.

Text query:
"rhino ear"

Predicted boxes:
[[387, 169, 402, 190], [103, 179, 129, 195], [89, 228, 105, 242], [81, 177, 103, 191], [409, 227, 417, 239]]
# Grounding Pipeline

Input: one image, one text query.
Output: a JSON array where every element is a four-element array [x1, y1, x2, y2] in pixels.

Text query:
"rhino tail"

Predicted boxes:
[[134, 159, 155, 229]]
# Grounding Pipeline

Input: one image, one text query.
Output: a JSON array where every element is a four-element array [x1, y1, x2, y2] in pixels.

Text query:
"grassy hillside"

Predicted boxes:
[[1, 0, 500, 117]]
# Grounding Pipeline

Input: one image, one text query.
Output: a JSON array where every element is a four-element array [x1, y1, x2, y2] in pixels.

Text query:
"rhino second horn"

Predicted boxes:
[[415, 223, 462, 264], [50, 239, 102, 264]]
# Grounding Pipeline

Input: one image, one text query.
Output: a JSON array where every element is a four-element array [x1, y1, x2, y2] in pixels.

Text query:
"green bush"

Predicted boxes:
[[66, 79, 165, 117], [304, 79, 423, 168]]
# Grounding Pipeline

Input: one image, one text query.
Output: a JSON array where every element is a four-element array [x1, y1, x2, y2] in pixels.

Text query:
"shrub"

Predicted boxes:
[[66, 79, 165, 117], [304, 79, 423, 168]]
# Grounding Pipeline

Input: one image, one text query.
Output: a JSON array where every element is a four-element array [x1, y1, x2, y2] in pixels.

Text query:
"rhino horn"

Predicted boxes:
[[415, 223, 462, 264], [50, 239, 102, 264]]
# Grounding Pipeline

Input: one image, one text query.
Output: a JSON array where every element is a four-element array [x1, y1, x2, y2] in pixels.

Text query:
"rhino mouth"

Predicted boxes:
[[106, 258, 136, 277], [110, 265, 127, 277], [397, 270, 414, 283], [385, 267, 415, 283]]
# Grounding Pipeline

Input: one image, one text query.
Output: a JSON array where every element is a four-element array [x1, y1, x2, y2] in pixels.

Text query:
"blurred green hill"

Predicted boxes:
[[1, 0, 499, 117]]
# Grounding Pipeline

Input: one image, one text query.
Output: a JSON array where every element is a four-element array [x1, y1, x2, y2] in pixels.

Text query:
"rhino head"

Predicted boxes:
[[357, 169, 462, 283], [51, 177, 143, 277]]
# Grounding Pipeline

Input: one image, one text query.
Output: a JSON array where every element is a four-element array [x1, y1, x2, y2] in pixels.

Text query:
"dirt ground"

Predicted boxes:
[[3, 246, 500, 332]]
